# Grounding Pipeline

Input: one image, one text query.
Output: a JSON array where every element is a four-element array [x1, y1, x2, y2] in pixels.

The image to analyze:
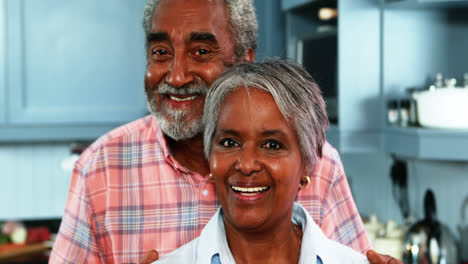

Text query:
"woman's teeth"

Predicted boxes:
[[168, 95, 198, 101], [231, 186, 269, 194]]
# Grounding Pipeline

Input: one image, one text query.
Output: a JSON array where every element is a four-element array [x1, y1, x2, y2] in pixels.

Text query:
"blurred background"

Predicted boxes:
[[0, 0, 468, 263]]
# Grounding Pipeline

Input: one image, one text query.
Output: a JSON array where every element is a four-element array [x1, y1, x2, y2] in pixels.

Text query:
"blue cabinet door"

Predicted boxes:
[[0, 0, 6, 125], [281, 0, 315, 11], [6, 0, 148, 126], [254, 0, 285, 60]]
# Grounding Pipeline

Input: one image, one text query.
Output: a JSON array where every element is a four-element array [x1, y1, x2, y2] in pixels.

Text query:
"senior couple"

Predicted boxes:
[[50, 0, 400, 263]]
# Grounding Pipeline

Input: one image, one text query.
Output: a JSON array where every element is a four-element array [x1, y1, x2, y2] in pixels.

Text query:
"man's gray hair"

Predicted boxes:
[[142, 0, 257, 60], [203, 58, 329, 175]]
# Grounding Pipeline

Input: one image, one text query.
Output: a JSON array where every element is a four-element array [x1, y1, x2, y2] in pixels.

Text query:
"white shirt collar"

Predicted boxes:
[[194, 202, 368, 264], [196, 208, 236, 264]]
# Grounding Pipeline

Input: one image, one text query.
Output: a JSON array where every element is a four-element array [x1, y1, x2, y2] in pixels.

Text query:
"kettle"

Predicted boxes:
[[402, 189, 458, 264], [459, 196, 468, 262]]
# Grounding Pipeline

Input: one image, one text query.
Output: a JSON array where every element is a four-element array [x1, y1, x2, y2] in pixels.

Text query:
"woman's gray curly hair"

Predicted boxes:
[[142, 0, 257, 60], [203, 58, 329, 176]]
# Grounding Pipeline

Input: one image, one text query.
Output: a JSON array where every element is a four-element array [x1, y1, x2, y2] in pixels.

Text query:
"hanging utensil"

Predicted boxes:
[[459, 195, 468, 262]]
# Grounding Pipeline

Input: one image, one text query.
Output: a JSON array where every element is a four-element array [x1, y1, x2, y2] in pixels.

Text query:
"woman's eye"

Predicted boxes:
[[220, 138, 239, 148], [263, 140, 282, 150]]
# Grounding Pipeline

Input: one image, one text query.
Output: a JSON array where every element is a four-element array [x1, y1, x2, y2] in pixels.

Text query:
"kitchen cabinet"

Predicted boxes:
[[284, 0, 382, 152], [255, 0, 286, 59], [0, 1, 6, 125], [281, 0, 316, 11], [381, 0, 468, 160], [0, 0, 148, 142]]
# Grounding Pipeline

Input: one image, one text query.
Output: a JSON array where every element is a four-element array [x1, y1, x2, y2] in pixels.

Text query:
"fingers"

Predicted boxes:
[[140, 249, 159, 264], [366, 250, 403, 264]]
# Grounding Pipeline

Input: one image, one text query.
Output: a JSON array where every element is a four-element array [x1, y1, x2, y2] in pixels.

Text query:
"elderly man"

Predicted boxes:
[[50, 0, 399, 263]]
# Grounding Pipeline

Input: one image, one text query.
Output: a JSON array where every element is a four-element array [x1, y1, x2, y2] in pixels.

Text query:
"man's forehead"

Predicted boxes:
[[154, 0, 227, 20], [150, 0, 230, 39]]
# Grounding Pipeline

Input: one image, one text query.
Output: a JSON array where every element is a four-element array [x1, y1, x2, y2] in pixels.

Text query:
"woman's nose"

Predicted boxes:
[[234, 145, 262, 175]]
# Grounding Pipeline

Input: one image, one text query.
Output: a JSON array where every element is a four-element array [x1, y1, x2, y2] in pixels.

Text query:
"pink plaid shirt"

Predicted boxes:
[[50, 115, 371, 264]]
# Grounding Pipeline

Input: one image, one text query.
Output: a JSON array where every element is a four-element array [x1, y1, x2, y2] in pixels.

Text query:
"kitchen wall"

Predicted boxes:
[[342, 152, 468, 240], [0, 144, 71, 220]]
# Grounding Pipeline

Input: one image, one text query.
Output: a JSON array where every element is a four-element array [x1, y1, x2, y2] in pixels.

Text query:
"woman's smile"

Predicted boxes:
[[230, 184, 271, 200]]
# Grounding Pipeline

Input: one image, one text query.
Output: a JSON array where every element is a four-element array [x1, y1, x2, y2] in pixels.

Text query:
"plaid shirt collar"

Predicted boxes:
[[150, 115, 199, 176]]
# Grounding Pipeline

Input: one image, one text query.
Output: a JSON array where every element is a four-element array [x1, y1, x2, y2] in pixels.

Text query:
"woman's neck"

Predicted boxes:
[[224, 218, 303, 264]]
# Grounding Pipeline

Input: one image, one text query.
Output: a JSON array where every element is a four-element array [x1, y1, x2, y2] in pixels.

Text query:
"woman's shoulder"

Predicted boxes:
[[294, 203, 369, 264], [317, 239, 369, 264], [154, 238, 199, 264]]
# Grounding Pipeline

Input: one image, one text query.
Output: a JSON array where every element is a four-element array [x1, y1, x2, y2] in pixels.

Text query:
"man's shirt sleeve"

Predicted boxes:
[[49, 161, 102, 263]]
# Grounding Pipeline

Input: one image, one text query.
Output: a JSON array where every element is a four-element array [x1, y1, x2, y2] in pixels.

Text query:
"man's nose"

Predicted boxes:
[[165, 54, 194, 88], [235, 144, 263, 175]]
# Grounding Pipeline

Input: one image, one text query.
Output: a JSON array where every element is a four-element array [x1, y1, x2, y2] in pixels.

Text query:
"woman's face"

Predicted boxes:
[[210, 87, 304, 233]]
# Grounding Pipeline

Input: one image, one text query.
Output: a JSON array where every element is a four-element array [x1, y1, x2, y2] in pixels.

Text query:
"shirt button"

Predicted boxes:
[[202, 189, 209, 196]]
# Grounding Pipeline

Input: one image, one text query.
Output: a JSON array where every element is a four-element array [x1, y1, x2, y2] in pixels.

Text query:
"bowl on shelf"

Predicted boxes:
[[412, 87, 468, 129]]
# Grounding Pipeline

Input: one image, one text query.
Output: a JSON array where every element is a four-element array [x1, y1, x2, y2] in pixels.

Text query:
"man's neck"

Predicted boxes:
[[166, 134, 210, 176]]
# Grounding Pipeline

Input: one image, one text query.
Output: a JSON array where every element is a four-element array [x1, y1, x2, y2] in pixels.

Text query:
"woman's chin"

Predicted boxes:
[[224, 208, 272, 232]]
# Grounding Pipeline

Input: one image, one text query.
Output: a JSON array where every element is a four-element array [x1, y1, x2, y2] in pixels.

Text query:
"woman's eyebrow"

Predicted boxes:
[[261, 130, 284, 137], [216, 129, 239, 136]]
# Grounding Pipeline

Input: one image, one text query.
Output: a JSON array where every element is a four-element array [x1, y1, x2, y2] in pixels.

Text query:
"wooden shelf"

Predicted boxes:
[[383, 127, 468, 160]]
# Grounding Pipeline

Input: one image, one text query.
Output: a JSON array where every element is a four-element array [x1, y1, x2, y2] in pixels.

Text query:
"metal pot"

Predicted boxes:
[[402, 189, 458, 264]]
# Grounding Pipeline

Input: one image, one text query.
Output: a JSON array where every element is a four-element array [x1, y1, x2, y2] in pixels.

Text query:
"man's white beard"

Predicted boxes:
[[148, 102, 203, 140], [145, 82, 207, 140]]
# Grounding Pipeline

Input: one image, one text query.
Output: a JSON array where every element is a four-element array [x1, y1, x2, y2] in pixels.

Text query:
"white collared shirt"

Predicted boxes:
[[154, 203, 369, 264]]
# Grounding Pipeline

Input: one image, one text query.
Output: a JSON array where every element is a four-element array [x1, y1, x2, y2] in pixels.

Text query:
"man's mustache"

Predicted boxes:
[[155, 82, 208, 96]]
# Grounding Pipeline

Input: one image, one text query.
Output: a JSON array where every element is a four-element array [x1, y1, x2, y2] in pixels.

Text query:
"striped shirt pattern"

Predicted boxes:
[[49, 115, 371, 264]]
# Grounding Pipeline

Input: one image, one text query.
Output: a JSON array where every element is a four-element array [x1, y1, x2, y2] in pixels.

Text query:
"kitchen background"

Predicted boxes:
[[1, 0, 468, 262]]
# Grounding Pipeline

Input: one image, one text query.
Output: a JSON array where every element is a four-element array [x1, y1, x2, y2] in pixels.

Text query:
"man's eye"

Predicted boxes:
[[152, 48, 168, 56], [220, 138, 239, 148], [263, 140, 282, 150], [195, 49, 210, 56]]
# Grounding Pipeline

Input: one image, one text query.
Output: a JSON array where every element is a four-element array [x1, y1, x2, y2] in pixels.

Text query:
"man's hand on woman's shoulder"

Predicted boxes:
[[140, 249, 159, 264]]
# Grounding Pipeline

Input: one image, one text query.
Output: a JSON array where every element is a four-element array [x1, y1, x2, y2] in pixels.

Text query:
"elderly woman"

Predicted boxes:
[[155, 59, 368, 263]]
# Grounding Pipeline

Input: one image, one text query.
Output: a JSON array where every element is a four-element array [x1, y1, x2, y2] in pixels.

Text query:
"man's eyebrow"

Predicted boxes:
[[190, 32, 218, 43], [147, 32, 169, 43]]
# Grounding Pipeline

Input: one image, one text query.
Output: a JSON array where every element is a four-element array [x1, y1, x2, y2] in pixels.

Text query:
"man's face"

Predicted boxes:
[[145, 0, 239, 140]]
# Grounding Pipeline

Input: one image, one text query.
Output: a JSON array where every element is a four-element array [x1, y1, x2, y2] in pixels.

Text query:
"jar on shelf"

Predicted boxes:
[[399, 99, 410, 127], [387, 100, 399, 126]]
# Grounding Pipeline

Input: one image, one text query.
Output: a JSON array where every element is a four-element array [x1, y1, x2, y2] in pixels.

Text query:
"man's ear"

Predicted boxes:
[[241, 49, 255, 62]]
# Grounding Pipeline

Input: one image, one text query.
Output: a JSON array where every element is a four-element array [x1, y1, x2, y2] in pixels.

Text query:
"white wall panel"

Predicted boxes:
[[0, 144, 71, 220]]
